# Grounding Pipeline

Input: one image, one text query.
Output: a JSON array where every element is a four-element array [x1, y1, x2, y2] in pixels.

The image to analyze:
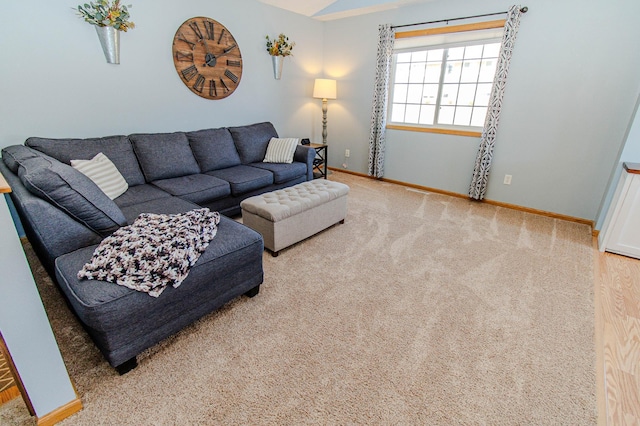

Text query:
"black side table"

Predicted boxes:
[[309, 143, 328, 179]]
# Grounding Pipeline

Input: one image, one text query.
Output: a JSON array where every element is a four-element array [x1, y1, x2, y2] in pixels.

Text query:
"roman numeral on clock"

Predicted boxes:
[[219, 78, 230, 93], [177, 33, 196, 50], [204, 20, 214, 40], [227, 60, 241, 67], [193, 74, 205, 93], [224, 69, 239, 84], [181, 65, 198, 81], [209, 79, 217, 97], [223, 44, 237, 54], [175, 51, 193, 62], [188, 21, 203, 40], [217, 28, 227, 44]]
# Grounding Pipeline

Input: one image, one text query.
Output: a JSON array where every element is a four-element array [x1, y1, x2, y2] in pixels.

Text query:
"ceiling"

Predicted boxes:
[[257, 0, 435, 21]]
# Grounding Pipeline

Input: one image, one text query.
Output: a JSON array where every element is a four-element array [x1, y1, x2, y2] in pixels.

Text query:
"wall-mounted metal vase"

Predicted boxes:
[[272, 56, 283, 80], [95, 25, 120, 64]]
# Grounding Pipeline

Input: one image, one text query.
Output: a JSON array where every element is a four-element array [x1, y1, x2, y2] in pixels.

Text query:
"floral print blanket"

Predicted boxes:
[[78, 208, 220, 297]]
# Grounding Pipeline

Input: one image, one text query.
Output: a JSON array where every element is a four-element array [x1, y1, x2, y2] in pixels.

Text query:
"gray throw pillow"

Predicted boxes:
[[18, 156, 127, 236], [186, 128, 241, 172], [229, 122, 278, 164], [25, 135, 146, 186], [2, 145, 42, 173], [130, 132, 200, 181]]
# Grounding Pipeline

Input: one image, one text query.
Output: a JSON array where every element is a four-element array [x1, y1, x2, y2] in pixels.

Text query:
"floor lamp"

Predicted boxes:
[[313, 79, 337, 145]]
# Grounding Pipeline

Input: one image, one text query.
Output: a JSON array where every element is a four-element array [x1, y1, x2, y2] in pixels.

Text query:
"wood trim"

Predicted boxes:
[[0, 173, 11, 193], [386, 124, 481, 138], [592, 236, 606, 426], [0, 332, 34, 416], [623, 162, 640, 174], [36, 397, 83, 426], [395, 19, 506, 38], [327, 168, 595, 228], [0, 385, 20, 405]]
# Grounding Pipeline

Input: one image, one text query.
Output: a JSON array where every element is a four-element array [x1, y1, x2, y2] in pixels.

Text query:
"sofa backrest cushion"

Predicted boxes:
[[2, 145, 43, 173], [186, 128, 241, 172], [229, 122, 278, 164], [17, 156, 127, 236], [130, 132, 200, 182], [25, 136, 146, 186]]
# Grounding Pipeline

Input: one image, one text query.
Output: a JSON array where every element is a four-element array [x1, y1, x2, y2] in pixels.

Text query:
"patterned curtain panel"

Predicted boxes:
[[468, 5, 524, 200], [368, 24, 395, 178]]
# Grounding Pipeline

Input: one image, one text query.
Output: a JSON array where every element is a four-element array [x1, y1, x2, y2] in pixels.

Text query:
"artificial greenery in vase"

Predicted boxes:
[[265, 33, 295, 56], [74, 0, 135, 31]]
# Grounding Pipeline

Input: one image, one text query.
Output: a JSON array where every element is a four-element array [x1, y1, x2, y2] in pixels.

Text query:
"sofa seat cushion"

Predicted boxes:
[[130, 132, 200, 181], [229, 122, 278, 164], [25, 135, 146, 186], [248, 162, 307, 184], [186, 128, 241, 172], [207, 165, 274, 196], [53, 215, 264, 361], [119, 196, 200, 224], [152, 174, 231, 204], [18, 156, 127, 236], [114, 184, 172, 208]]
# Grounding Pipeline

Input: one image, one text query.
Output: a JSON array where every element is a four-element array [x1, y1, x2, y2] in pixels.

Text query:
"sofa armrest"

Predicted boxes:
[[294, 145, 315, 181]]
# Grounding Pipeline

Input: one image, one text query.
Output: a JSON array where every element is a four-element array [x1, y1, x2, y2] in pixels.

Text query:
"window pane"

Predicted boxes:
[[397, 52, 412, 63], [440, 84, 458, 105], [457, 84, 476, 106], [447, 46, 464, 60], [422, 84, 439, 105], [478, 59, 497, 82], [483, 43, 501, 57], [411, 51, 427, 62], [406, 84, 423, 103], [393, 84, 408, 103], [460, 59, 481, 83], [471, 107, 488, 127], [438, 106, 455, 125], [405, 104, 420, 123], [391, 104, 406, 122], [474, 83, 492, 106], [395, 63, 410, 83], [444, 60, 462, 83], [409, 63, 426, 83], [428, 49, 444, 62], [424, 62, 443, 83], [419, 105, 436, 125], [454, 106, 472, 126], [464, 45, 483, 59]]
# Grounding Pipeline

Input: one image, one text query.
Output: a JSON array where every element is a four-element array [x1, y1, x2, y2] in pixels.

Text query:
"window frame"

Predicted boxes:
[[387, 20, 506, 137]]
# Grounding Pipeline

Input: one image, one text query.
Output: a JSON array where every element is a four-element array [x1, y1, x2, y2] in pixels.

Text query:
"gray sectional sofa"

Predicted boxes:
[[0, 121, 315, 373]]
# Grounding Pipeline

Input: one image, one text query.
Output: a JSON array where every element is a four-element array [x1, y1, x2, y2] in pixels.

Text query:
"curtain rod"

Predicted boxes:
[[391, 6, 528, 29]]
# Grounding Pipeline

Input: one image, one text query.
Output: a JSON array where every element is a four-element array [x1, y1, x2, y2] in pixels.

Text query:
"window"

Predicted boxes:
[[388, 22, 505, 135]]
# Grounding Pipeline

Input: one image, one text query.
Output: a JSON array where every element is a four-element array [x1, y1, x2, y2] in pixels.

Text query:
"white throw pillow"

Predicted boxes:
[[71, 152, 128, 200], [263, 137, 300, 164]]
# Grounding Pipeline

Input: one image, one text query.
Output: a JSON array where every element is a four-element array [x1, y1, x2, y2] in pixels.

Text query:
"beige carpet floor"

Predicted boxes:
[[1, 172, 596, 425]]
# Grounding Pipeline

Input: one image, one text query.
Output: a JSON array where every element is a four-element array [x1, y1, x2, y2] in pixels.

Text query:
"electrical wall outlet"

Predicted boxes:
[[345, 149, 350, 157], [503, 174, 512, 185]]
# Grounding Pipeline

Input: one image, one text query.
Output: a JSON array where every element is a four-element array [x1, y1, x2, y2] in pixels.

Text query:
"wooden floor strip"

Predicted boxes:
[[596, 246, 640, 425]]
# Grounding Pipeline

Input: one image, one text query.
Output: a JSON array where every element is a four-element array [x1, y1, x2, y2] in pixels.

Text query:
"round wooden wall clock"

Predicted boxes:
[[172, 17, 242, 100]]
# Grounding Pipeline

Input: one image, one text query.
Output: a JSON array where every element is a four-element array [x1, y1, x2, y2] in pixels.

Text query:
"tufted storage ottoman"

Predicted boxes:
[[240, 180, 349, 256]]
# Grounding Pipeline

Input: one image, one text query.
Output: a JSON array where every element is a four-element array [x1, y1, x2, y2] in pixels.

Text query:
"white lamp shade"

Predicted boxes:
[[313, 79, 337, 100]]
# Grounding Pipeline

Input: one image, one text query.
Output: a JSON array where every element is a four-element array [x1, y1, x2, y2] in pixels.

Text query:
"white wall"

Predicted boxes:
[[0, 0, 324, 143], [321, 0, 640, 221]]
